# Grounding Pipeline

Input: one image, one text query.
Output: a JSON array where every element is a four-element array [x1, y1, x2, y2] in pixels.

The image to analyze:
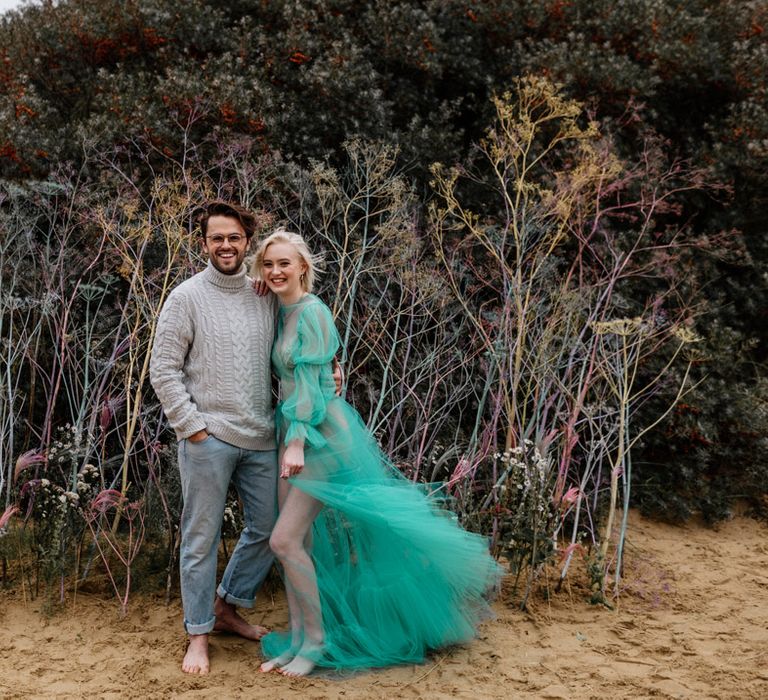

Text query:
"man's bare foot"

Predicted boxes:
[[213, 596, 268, 640], [278, 643, 322, 678], [182, 634, 210, 675], [259, 650, 294, 673]]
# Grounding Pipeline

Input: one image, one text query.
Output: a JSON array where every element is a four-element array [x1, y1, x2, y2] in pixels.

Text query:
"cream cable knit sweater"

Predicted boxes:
[[150, 261, 277, 451]]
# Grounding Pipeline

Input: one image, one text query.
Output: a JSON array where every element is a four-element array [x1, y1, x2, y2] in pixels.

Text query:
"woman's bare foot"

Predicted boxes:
[[277, 643, 323, 678], [259, 650, 294, 673], [182, 634, 210, 675], [213, 596, 268, 640]]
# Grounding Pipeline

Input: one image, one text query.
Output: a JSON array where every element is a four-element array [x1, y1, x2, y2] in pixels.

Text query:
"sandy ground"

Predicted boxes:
[[2, 510, 768, 699]]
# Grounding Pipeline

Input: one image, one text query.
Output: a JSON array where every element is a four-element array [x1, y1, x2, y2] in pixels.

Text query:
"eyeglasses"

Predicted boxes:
[[206, 234, 246, 246]]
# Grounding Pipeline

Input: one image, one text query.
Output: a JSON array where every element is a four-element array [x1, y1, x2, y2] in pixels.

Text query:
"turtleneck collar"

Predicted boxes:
[[203, 260, 248, 291]]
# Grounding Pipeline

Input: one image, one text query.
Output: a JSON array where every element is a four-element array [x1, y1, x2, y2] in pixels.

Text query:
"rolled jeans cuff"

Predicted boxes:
[[185, 615, 216, 635], [217, 583, 255, 608]]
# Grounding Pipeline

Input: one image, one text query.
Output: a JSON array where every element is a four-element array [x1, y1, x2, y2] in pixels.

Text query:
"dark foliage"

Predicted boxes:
[[1, 0, 766, 524]]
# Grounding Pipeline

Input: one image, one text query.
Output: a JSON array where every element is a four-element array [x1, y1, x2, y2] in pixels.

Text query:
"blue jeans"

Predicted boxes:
[[178, 435, 277, 635]]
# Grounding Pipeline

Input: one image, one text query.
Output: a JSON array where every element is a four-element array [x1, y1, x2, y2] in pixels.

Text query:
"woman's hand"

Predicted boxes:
[[281, 440, 305, 479]]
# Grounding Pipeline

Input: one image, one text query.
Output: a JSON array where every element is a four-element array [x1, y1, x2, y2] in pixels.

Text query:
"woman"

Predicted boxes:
[[253, 229, 502, 677]]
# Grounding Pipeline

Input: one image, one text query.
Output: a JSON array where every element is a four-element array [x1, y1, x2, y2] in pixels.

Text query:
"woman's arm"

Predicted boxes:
[[279, 301, 341, 471]]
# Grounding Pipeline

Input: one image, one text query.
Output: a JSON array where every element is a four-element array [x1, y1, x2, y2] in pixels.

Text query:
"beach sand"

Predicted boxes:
[[2, 510, 767, 699]]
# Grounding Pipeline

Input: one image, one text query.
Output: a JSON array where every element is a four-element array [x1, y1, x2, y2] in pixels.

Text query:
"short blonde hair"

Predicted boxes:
[[251, 229, 321, 293]]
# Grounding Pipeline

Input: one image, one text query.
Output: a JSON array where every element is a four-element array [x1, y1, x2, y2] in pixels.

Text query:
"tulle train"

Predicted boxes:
[[261, 397, 502, 670]]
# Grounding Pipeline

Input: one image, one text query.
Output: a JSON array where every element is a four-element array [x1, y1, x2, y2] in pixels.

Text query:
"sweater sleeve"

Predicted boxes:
[[281, 301, 340, 448], [149, 290, 208, 439]]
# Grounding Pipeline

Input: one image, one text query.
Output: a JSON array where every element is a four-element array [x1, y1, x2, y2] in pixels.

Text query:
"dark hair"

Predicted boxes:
[[195, 200, 257, 239]]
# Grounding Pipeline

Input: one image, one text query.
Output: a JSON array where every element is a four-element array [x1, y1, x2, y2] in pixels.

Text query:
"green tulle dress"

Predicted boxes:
[[260, 294, 502, 670]]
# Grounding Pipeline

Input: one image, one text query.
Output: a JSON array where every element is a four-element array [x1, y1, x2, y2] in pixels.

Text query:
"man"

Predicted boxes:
[[150, 201, 278, 675]]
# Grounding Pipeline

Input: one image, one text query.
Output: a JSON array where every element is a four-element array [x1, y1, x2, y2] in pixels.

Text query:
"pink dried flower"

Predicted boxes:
[[90, 489, 126, 514], [100, 400, 112, 432], [558, 541, 584, 562], [14, 450, 45, 482], [445, 456, 478, 492], [561, 486, 580, 506], [0, 505, 19, 530]]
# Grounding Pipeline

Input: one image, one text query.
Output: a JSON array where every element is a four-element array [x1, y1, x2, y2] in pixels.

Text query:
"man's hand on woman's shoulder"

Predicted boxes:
[[332, 359, 344, 396], [252, 279, 270, 297]]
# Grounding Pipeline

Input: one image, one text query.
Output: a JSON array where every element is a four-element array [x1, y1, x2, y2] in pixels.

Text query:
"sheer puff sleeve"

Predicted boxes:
[[281, 300, 340, 449]]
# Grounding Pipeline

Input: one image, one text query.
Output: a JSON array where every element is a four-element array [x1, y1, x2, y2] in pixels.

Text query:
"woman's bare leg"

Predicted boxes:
[[261, 478, 300, 671], [260, 480, 323, 674], [268, 486, 324, 677]]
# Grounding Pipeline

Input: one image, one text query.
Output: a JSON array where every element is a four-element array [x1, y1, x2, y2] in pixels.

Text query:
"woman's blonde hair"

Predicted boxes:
[[251, 229, 321, 293]]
